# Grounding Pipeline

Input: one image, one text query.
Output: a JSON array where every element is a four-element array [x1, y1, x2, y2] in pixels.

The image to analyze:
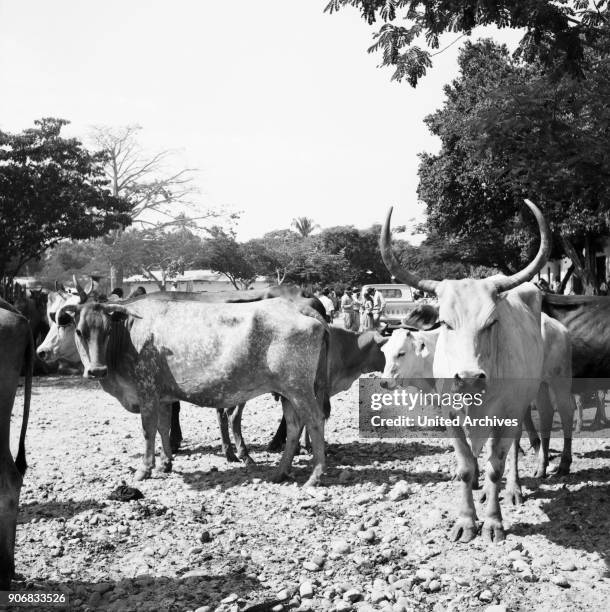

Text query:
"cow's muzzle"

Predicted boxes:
[[453, 371, 487, 392], [86, 366, 108, 379]]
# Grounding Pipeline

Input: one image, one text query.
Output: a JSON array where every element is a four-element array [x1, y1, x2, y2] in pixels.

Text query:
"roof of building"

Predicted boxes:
[[124, 269, 267, 283]]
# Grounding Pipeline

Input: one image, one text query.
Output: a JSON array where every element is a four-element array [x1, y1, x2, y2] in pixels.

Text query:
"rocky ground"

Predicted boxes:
[[7, 375, 610, 612]]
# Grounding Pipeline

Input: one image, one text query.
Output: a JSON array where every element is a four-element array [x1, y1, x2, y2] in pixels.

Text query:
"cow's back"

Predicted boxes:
[[543, 294, 610, 378], [119, 297, 327, 407]]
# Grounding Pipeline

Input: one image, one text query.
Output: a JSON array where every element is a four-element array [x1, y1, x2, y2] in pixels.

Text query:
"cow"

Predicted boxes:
[[56, 295, 330, 485], [380, 198, 551, 542], [380, 315, 574, 480], [38, 284, 326, 459], [0, 299, 32, 588], [542, 293, 610, 429], [262, 327, 387, 453]]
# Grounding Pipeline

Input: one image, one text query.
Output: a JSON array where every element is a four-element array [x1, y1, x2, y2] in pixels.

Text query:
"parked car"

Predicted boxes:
[[360, 283, 420, 333]]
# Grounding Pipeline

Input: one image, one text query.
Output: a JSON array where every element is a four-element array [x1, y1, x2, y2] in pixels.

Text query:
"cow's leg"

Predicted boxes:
[[170, 401, 183, 454], [504, 425, 524, 505], [553, 390, 574, 476], [481, 432, 513, 542], [270, 399, 303, 483], [523, 404, 540, 453], [534, 384, 553, 479], [267, 416, 287, 453], [136, 402, 159, 481], [157, 402, 173, 473], [216, 408, 239, 463], [448, 426, 479, 542], [299, 397, 326, 487], [593, 390, 610, 426], [574, 394, 583, 434], [0, 450, 22, 590], [230, 403, 255, 465]]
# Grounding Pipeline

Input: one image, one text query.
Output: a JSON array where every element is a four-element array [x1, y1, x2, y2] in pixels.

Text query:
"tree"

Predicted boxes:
[[0, 118, 130, 283], [291, 217, 319, 237], [91, 125, 233, 289], [197, 228, 257, 290], [325, 1, 608, 86], [418, 35, 610, 293]]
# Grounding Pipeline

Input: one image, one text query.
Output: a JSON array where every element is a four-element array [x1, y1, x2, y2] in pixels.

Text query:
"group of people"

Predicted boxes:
[[338, 286, 385, 332]]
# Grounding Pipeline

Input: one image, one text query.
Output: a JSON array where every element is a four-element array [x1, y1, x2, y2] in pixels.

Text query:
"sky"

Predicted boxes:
[[0, 0, 521, 242]]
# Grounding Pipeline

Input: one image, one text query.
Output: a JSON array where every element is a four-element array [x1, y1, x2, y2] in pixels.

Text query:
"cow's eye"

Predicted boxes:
[[49, 312, 56, 323], [440, 321, 454, 330], [397, 351, 406, 358], [75, 329, 82, 338]]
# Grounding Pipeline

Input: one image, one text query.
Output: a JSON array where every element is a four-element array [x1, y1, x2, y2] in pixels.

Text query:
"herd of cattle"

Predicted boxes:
[[2, 200, 610, 589]]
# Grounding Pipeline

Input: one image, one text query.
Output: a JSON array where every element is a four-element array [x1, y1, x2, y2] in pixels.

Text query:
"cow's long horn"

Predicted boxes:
[[492, 199, 551, 293], [73, 275, 88, 303], [380, 207, 439, 294]]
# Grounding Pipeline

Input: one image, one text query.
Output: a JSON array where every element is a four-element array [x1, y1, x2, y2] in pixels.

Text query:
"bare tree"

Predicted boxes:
[[90, 125, 225, 289]]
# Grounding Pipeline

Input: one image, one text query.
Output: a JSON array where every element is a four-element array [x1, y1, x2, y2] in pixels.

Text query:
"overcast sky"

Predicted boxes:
[[0, 1, 520, 241]]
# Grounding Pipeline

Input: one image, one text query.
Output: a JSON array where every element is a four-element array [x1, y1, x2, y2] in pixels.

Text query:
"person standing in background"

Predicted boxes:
[[319, 288, 335, 323], [372, 287, 385, 329], [340, 287, 354, 330], [350, 287, 361, 332], [360, 287, 375, 331]]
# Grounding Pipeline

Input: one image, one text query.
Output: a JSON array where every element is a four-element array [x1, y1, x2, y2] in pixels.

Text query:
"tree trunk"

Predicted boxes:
[[560, 234, 597, 295], [109, 263, 124, 292], [583, 235, 599, 295], [558, 264, 574, 295]]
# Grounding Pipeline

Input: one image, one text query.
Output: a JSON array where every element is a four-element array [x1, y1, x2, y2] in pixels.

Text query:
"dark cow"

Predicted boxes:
[[0, 299, 32, 588], [57, 296, 330, 485], [265, 327, 387, 453], [542, 293, 610, 428]]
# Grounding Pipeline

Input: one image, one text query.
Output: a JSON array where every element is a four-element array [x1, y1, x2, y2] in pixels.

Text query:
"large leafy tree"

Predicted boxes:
[[418, 34, 610, 293], [325, 0, 608, 85], [0, 118, 130, 283]]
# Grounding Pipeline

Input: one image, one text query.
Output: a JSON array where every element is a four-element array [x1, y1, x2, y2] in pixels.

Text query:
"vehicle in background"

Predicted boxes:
[[361, 283, 420, 333]]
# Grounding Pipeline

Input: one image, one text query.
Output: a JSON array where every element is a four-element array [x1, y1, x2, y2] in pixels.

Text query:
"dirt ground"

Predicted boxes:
[[7, 375, 610, 612]]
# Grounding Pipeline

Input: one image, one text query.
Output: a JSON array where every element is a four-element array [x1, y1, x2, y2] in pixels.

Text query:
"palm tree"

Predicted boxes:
[[291, 217, 319, 238]]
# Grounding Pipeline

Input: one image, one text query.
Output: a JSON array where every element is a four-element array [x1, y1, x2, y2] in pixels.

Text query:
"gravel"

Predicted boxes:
[[8, 375, 610, 611]]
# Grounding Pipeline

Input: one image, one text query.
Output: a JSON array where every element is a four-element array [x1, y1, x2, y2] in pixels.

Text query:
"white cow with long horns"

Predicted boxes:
[[380, 199, 551, 542]]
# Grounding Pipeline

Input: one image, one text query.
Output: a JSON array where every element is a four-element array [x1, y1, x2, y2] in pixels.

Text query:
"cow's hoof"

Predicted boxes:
[[267, 440, 284, 454], [482, 519, 505, 542], [135, 468, 152, 481], [240, 454, 256, 466], [224, 447, 240, 463], [303, 475, 323, 488], [450, 517, 478, 543], [270, 471, 291, 484], [159, 460, 172, 474], [533, 467, 547, 479], [554, 463, 571, 477], [505, 486, 523, 505]]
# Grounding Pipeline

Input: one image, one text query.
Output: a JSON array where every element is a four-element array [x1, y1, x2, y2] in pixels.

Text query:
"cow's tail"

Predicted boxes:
[[15, 331, 33, 476], [315, 324, 331, 420]]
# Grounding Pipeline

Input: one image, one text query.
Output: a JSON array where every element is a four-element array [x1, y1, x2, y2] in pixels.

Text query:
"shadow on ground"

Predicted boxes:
[[18, 499, 109, 524], [10, 569, 273, 612]]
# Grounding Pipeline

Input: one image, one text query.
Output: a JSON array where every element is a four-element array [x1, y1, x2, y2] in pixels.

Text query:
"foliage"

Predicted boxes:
[[417, 35, 610, 292], [325, 1, 608, 86], [291, 217, 319, 237], [0, 118, 131, 281]]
